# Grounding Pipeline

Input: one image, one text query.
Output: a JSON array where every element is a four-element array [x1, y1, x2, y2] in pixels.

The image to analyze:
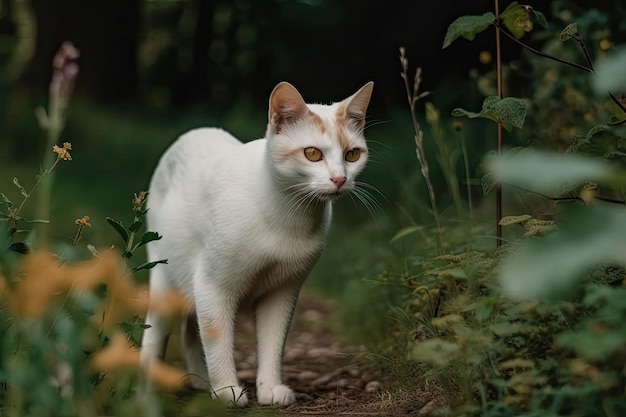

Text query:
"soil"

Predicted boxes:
[[167, 293, 436, 416], [232, 294, 432, 416]]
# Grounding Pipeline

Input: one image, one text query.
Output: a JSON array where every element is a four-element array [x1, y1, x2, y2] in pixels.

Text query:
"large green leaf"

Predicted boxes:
[[485, 149, 618, 195], [560, 22, 579, 41], [131, 259, 168, 273], [106, 217, 129, 244], [131, 231, 162, 252], [500, 2, 533, 39], [499, 205, 626, 301], [442, 12, 495, 49], [452, 96, 529, 132], [593, 47, 626, 94]]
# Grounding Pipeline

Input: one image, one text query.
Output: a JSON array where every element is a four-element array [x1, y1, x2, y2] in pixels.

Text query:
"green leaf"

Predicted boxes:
[[442, 12, 495, 49], [389, 225, 424, 243], [560, 22, 579, 41], [499, 205, 626, 301], [593, 48, 626, 94], [128, 220, 143, 233], [0, 193, 13, 208], [9, 242, 29, 254], [452, 96, 529, 132], [500, 2, 533, 39], [481, 172, 497, 196], [19, 218, 49, 224], [485, 149, 617, 195], [131, 231, 162, 252], [131, 259, 168, 273], [532, 10, 548, 29], [106, 217, 129, 244], [140, 231, 161, 245], [12, 178, 28, 198]]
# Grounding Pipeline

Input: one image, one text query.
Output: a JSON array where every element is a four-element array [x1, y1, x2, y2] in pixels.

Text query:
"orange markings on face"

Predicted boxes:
[[335, 107, 353, 150], [203, 323, 220, 341], [308, 111, 327, 135]]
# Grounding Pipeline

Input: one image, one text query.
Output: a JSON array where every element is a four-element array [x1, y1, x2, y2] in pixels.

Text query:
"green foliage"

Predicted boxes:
[[442, 13, 495, 49], [486, 149, 624, 195], [383, 3, 626, 417], [452, 96, 529, 132], [500, 2, 534, 39], [559, 22, 579, 41], [105, 191, 167, 269], [593, 47, 626, 93], [386, 217, 626, 416]]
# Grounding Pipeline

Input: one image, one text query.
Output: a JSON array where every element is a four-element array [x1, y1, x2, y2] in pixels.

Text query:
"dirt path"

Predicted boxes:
[[231, 294, 424, 416]]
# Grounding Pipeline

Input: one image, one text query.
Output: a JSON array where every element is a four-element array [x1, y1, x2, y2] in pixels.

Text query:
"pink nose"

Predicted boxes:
[[330, 176, 347, 189]]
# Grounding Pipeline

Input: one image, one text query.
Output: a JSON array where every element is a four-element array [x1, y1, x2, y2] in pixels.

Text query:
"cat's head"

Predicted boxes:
[[265, 81, 373, 202]]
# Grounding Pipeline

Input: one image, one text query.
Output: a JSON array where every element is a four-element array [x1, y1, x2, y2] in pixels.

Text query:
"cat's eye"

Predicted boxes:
[[345, 148, 361, 162], [304, 147, 323, 162]]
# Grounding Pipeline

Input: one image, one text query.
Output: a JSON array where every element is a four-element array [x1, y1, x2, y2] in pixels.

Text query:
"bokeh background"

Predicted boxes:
[[1, 0, 623, 343]]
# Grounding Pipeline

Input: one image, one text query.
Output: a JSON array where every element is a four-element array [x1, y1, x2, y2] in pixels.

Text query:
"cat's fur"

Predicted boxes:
[[139, 81, 373, 406]]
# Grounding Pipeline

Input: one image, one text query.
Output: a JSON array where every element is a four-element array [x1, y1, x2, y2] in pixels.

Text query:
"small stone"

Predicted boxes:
[[311, 373, 334, 386], [326, 378, 349, 389], [298, 370, 320, 381], [284, 346, 305, 361], [365, 380, 381, 393], [237, 369, 256, 381], [307, 347, 337, 358], [303, 309, 324, 321]]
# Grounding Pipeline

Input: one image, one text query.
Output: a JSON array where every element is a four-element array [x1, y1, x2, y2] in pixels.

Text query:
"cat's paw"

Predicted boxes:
[[213, 385, 249, 406], [256, 384, 296, 406]]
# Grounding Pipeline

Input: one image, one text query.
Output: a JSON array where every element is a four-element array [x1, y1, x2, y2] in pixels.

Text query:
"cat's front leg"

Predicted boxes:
[[254, 282, 302, 406], [195, 288, 248, 406]]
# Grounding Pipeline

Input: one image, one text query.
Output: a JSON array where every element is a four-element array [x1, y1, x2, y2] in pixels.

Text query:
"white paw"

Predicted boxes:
[[213, 385, 249, 406], [256, 384, 295, 406]]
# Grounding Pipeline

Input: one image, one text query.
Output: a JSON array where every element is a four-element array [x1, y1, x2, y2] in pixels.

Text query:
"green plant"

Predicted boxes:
[[381, 3, 626, 416]]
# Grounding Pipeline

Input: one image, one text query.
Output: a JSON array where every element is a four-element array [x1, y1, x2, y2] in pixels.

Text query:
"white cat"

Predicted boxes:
[[139, 81, 374, 406]]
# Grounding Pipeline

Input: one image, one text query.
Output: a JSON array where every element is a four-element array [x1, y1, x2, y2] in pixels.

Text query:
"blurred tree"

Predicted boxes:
[[0, 0, 16, 36], [173, 0, 217, 105], [24, 0, 139, 102]]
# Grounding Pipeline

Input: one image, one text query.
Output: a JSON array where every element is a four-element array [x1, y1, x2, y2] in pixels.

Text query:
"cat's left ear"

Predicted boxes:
[[344, 82, 374, 129]]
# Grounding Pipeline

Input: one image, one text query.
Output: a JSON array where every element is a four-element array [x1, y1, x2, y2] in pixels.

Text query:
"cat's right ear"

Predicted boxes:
[[269, 82, 309, 133]]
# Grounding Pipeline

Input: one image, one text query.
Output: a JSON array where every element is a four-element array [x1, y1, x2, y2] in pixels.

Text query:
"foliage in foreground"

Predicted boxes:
[[384, 2, 626, 416]]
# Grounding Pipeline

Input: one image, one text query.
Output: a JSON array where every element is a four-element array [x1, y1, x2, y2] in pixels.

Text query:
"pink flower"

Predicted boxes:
[[50, 41, 80, 101]]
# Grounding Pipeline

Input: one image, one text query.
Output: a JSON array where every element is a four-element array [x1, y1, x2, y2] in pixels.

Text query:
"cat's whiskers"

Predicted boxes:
[[349, 181, 386, 220], [278, 183, 323, 226]]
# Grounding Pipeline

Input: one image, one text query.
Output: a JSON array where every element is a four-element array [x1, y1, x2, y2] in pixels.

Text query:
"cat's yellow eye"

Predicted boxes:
[[345, 148, 361, 162], [304, 147, 323, 162]]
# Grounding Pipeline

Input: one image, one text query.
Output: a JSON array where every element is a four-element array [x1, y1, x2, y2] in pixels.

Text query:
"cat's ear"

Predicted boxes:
[[344, 81, 374, 129], [269, 82, 309, 133]]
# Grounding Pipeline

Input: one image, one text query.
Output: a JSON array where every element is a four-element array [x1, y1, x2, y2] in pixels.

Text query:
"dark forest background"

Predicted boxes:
[[0, 0, 623, 289]]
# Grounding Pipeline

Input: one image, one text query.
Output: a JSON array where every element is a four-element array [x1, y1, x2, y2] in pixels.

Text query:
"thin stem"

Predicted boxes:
[[7, 157, 61, 232], [507, 183, 625, 205], [459, 129, 473, 218], [572, 33, 594, 72], [495, 0, 503, 248], [400, 48, 445, 255], [35, 94, 66, 248], [494, 22, 594, 73]]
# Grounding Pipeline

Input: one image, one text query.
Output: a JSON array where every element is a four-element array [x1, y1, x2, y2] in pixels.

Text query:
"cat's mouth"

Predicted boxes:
[[318, 190, 349, 201]]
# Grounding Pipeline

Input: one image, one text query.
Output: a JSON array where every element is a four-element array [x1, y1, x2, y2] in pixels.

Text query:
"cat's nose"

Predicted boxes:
[[330, 176, 347, 189]]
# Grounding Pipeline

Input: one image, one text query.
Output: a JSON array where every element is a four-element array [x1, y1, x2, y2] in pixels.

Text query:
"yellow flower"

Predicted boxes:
[[74, 216, 91, 227], [53, 142, 72, 161]]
